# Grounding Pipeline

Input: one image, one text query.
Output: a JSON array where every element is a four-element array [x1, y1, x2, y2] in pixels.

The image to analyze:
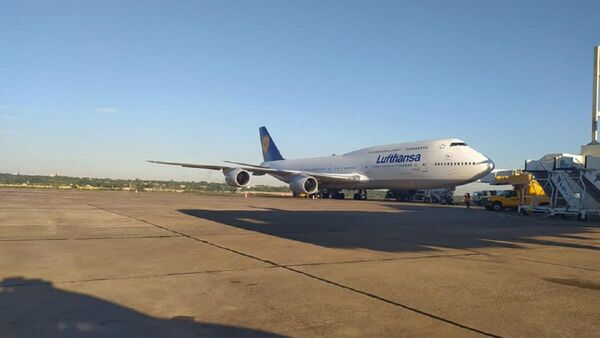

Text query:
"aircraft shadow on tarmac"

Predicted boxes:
[[0, 277, 287, 338], [179, 206, 600, 253]]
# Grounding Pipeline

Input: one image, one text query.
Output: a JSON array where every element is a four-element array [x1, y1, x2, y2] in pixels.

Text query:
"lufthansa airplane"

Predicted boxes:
[[150, 126, 494, 199]]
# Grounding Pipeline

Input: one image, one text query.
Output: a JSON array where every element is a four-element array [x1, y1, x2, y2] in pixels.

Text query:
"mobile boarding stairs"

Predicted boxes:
[[524, 153, 600, 220]]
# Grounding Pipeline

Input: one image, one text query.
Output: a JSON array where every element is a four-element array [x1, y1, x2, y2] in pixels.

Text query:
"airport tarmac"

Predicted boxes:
[[1, 188, 599, 337]]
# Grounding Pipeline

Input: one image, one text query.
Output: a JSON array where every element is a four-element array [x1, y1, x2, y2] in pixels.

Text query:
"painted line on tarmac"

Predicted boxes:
[[87, 203, 502, 338]]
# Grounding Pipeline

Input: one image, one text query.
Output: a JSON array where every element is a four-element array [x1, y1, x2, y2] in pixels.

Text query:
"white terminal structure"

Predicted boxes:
[[522, 46, 600, 220]]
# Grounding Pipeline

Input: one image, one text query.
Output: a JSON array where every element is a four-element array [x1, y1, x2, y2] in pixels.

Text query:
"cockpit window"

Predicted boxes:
[[450, 142, 467, 147]]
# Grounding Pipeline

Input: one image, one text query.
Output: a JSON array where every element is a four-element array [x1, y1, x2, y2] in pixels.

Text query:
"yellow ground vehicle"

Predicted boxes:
[[485, 172, 550, 211]]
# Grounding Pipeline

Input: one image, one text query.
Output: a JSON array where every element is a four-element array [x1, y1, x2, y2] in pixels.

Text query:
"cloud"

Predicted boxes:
[[94, 107, 121, 115]]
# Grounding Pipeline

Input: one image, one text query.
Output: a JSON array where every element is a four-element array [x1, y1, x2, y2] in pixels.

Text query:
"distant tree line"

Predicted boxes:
[[0, 173, 290, 193]]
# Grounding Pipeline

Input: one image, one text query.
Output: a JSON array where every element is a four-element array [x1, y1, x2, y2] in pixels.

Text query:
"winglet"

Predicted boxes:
[[259, 126, 284, 162]]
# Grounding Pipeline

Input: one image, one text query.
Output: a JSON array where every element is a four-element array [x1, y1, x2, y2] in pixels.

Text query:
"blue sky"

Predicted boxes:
[[1, 0, 599, 186]]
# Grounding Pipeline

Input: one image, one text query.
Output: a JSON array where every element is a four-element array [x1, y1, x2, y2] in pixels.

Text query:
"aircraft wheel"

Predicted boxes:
[[353, 191, 367, 200]]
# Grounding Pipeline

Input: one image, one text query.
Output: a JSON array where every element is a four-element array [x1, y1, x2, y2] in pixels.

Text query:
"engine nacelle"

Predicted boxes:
[[224, 168, 251, 187], [289, 175, 318, 195]]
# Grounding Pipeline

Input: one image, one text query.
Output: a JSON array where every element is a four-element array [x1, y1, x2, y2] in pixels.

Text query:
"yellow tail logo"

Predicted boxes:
[[262, 135, 270, 155]]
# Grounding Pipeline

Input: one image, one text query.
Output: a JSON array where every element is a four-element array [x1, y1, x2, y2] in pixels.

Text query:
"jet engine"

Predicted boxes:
[[289, 175, 318, 195], [224, 168, 251, 187]]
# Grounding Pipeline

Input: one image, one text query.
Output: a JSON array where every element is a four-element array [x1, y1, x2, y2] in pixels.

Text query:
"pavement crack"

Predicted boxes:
[[282, 265, 502, 338], [0, 235, 182, 242], [450, 254, 600, 272], [87, 204, 282, 266], [286, 252, 481, 268], [87, 203, 502, 338], [344, 230, 600, 273], [1, 266, 276, 287]]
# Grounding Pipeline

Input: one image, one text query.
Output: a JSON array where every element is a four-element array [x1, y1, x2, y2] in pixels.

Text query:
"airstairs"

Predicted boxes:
[[484, 46, 600, 220], [524, 153, 600, 220], [581, 168, 600, 203]]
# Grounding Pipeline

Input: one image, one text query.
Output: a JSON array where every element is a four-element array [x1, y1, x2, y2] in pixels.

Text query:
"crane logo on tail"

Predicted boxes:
[[262, 134, 270, 156]]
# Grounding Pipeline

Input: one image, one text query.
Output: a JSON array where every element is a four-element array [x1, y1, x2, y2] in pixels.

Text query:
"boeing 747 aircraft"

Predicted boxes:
[[150, 126, 494, 200]]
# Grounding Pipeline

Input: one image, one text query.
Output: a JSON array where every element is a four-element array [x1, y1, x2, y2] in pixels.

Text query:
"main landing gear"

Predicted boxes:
[[353, 189, 367, 201], [319, 189, 366, 200], [314, 189, 368, 200], [318, 189, 345, 200]]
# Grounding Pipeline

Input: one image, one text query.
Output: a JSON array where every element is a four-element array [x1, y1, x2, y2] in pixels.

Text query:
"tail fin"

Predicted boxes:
[[259, 126, 284, 162]]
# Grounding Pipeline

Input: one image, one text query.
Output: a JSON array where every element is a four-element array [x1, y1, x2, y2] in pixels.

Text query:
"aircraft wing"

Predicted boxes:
[[148, 160, 367, 184], [223, 160, 269, 169], [147, 160, 277, 173], [147, 160, 230, 171]]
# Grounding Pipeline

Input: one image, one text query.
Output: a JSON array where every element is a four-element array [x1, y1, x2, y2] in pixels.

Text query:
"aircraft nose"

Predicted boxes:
[[481, 154, 495, 173]]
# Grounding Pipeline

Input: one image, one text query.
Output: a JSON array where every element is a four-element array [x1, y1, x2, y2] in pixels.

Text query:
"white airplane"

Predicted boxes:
[[149, 126, 494, 200]]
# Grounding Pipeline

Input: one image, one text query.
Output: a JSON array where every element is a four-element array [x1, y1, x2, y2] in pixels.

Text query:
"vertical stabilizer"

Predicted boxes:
[[259, 126, 284, 162]]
